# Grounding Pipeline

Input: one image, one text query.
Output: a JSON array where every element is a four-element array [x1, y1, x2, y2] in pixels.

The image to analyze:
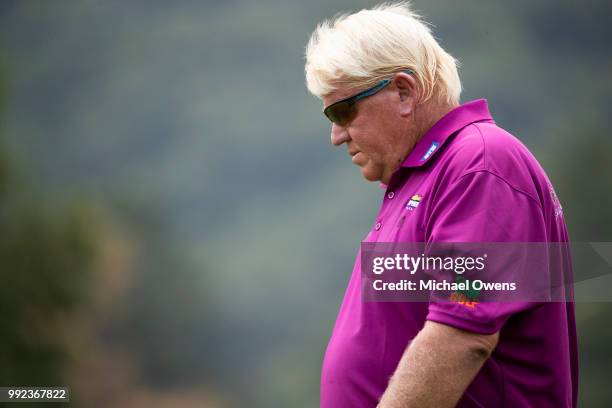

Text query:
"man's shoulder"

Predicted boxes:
[[446, 122, 532, 170], [439, 122, 548, 204]]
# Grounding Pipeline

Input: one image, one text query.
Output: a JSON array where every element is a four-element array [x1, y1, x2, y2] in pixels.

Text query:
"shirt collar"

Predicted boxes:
[[400, 99, 495, 168]]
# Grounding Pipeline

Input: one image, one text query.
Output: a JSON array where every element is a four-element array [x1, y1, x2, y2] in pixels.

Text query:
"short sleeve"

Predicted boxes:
[[425, 170, 546, 334]]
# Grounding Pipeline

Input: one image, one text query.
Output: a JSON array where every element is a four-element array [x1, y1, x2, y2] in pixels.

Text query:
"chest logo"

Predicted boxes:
[[405, 194, 422, 211]]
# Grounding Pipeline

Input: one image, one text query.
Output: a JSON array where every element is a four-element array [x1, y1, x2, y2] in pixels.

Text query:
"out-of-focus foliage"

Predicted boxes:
[[0, 95, 97, 404], [0, 197, 95, 385], [0, 0, 610, 407]]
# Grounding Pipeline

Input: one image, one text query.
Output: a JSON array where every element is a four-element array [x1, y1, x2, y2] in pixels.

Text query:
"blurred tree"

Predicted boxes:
[[0, 60, 98, 396], [99, 204, 216, 389], [554, 126, 612, 408]]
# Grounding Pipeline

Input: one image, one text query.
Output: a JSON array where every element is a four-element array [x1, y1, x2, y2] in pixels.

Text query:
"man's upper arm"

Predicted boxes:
[[425, 170, 546, 334]]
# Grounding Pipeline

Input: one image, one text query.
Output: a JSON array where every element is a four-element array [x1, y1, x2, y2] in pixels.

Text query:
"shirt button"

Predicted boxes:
[[387, 191, 395, 199], [375, 222, 382, 230]]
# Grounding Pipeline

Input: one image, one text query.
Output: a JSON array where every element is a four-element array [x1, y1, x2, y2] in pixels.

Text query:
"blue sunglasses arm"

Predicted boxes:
[[352, 79, 391, 103], [351, 69, 414, 103]]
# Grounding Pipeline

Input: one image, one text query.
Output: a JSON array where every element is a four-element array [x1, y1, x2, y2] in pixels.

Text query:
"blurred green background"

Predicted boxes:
[[0, 0, 610, 407]]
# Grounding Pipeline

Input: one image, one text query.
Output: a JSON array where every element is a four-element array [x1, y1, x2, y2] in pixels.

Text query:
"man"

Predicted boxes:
[[305, 3, 578, 408]]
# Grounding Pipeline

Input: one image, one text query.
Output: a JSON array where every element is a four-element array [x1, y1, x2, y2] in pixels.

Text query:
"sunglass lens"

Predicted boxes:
[[325, 101, 354, 126]]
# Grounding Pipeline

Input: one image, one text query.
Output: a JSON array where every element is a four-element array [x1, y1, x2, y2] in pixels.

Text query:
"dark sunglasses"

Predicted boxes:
[[323, 69, 414, 126]]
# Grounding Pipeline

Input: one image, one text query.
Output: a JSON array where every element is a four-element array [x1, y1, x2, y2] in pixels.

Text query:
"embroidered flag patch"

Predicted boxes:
[[406, 194, 422, 210]]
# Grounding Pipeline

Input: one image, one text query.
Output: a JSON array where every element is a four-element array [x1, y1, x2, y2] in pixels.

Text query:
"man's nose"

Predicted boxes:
[[330, 123, 350, 146]]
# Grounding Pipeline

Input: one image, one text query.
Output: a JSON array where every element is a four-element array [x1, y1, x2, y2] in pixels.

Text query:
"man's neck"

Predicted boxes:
[[414, 100, 458, 144], [384, 100, 458, 185]]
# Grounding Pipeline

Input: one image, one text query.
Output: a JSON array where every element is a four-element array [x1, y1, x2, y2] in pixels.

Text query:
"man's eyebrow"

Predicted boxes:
[[322, 96, 346, 111]]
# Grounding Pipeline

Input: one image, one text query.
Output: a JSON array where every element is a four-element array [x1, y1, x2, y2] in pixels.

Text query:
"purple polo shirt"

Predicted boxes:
[[320, 99, 578, 407]]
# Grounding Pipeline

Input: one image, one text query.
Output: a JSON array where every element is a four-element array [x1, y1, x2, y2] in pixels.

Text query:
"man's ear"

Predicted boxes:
[[394, 72, 418, 117]]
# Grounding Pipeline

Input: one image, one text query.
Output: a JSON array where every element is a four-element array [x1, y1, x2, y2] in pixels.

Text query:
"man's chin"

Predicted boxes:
[[360, 167, 383, 183]]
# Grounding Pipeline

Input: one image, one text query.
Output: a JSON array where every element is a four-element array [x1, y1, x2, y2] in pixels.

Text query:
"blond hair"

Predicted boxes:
[[305, 2, 461, 105]]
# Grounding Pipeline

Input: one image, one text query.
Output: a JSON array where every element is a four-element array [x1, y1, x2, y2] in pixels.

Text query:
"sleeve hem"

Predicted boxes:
[[426, 308, 502, 335]]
